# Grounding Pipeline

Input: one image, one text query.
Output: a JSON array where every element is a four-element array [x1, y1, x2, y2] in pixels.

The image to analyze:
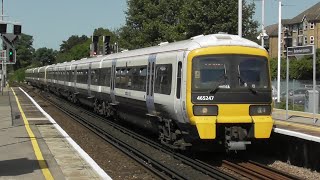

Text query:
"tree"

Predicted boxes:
[[120, 0, 258, 49], [60, 35, 88, 52], [93, 28, 120, 53], [33, 47, 57, 66], [14, 34, 35, 70]]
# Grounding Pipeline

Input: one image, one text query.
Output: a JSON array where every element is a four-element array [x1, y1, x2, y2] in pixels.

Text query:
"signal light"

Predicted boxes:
[[8, 49, 14, 62], [103, 35, 111, 55]]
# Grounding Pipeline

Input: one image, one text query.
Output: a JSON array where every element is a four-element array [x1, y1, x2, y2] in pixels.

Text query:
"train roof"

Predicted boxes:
[[29, 33, 263, 71], [98, 33, 262, 60]]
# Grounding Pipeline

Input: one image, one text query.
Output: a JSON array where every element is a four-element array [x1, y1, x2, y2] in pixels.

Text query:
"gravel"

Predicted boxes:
[[25, 86, 320, 180], [30, 89, 158, 180], [269, 160, 320, 180]]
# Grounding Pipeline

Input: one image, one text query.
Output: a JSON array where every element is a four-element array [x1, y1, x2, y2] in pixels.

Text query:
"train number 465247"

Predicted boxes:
[[196, 96, 214, 101]]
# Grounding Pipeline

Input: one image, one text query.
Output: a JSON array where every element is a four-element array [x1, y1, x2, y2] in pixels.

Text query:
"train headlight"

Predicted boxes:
[[249, 105, 271, 116], [193, 105, 218, 116]]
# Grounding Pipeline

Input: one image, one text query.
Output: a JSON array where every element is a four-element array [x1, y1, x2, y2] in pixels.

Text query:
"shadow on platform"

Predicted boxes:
[[0, 158, 45, 176]]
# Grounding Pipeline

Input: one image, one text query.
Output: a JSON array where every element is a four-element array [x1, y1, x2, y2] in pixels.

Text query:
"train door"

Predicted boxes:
[[110, 60, 117, 104], [146, 54, 157, 115], [174, 52, 187, 122], [74, 66, 77, 92], [88, 63, 92, 97], [64, 67, 67, 87]]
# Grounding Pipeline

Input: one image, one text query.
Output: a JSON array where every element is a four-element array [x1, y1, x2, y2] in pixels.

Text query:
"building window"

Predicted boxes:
[[293, 25, 298, 32], [293, 38, 297, 46], [304, 21, 308, 30], [310, 36, 314, 44], [304, 36, 308, 44], [310, 22, 315, 29]]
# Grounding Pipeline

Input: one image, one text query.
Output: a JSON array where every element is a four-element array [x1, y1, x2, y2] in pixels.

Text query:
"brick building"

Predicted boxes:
[[265, 2, 320, 58]]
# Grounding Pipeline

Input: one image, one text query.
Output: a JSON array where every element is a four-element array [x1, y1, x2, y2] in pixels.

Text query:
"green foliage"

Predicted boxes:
[[60, 35, 88, 52], [33, 47, 57, 66], [276, 102, 304, 112], [14, 34, 35, 70], [120, 0, 258, 49], [56, 37, 90, 62], [8, 68, 26, 84], [270, 49, 320, 81]]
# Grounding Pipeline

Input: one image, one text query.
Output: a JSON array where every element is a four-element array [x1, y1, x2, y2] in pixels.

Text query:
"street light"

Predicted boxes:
[[277, 0, 282, 103], [238, 0, 242, 37]]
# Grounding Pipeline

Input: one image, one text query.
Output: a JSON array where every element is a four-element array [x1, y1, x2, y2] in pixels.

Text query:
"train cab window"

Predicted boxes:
[[193, 57, 229, 91], [155, 64, 172, 95], [192, 55, 269, 92], [237, 58, 269, 89]]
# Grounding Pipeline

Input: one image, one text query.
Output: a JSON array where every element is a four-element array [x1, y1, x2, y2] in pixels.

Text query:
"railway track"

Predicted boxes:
[[21, 85, 235, 180], [222, 160, 302, 180], [20, 84, 303, 180]]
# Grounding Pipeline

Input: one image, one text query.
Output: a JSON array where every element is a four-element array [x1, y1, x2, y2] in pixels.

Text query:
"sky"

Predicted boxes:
[[4, 0, 320, 50]]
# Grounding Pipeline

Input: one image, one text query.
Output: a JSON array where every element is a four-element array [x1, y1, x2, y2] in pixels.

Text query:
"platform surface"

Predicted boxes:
[[272, 108, 320, 142], [0, 87, 108, 179]]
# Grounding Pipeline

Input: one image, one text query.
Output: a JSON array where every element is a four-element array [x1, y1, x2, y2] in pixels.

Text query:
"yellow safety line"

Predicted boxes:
[[11, 88, 54, 180], [275, 120, 320, 132]]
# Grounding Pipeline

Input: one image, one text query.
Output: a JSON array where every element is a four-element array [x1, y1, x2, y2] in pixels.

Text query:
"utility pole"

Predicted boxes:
[[238, 0, 242, 37], [0, 0, 22, 93], [1, 0, 4, 93], [261, 0, 265, 47], [277, 0, 282, 103]]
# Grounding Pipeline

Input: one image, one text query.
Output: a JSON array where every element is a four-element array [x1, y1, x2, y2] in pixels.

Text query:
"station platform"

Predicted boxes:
[[272, 108, 320, 143], [0, 87, 111, 179]]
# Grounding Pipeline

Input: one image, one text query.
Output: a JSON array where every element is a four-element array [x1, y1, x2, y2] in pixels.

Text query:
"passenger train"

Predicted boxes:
[[25, 34, 274, 151]]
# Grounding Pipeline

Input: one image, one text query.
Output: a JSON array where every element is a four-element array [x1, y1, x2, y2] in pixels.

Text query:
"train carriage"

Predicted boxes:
[[26, 33, 274, 151]]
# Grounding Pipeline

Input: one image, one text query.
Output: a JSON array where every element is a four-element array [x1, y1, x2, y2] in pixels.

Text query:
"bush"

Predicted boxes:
[[9, 68, 26, 84]]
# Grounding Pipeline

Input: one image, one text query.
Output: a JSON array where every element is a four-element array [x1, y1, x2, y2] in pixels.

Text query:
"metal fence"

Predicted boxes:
[[272, 79, 320, 113]]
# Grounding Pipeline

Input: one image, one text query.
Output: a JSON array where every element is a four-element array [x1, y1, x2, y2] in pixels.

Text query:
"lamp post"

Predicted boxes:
[[238, 0, 242, 37], [261, 0, 265, 47], [277, 0, 282, 103]]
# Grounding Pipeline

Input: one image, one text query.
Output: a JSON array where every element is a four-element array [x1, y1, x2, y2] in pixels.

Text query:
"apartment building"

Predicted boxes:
[[265, 2, 320, 58]]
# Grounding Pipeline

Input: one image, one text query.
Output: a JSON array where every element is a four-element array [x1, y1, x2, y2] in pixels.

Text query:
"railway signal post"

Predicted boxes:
[[0, 28, 21, 93]]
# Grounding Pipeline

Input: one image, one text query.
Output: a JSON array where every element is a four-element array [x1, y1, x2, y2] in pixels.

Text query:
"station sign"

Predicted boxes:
[[287, 45, 314, 56]]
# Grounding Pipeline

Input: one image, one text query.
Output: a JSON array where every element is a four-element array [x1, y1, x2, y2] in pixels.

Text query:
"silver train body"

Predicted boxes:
[[26, 34, 274, 151]]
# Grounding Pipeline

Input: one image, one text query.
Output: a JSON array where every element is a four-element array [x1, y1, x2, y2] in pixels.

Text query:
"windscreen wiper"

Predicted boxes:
[[238, 75, 258, 94], [209, 75, 228, 95]]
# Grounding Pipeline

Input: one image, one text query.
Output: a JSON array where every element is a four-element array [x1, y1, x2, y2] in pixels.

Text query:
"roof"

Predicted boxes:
[[264, 2, 320, 37], [290, 2, 320, 24], [265, 24, 278, 37]]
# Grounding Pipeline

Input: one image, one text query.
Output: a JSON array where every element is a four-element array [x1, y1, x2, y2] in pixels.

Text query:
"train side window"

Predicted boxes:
[[131, 67, 139, 91], [140, 67, 147, 91], [91, 69, 98, 85], [115, 68, 121, 88], [84, 70, 88, 84], [154, 64, 172, 95], [176, 62, 182, 99], [104, 68, 111, 87], [99, 68, 106, 86], [120, 69, 127, 89], [127, 68, 133, 89]]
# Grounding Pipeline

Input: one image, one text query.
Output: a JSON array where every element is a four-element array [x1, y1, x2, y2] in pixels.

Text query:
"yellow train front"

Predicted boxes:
[[186, 40, 273, 151]]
